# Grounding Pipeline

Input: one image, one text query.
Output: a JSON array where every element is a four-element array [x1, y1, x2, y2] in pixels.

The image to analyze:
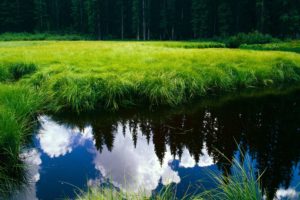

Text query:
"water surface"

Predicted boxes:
[[12, 89, 300, 200]]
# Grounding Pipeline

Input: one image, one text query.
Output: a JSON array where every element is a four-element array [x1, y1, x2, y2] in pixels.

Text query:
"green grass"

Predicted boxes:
[[0, 85, 42, 154], [0, 62, 37, 81], [0, 84, 43, 195], [209, 152, 263, 200], [1, 41, 300, 112], [241, 40, 300, 53]]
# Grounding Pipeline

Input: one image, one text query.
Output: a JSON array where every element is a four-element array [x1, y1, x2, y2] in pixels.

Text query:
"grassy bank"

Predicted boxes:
[[1, 41, 300, 112]]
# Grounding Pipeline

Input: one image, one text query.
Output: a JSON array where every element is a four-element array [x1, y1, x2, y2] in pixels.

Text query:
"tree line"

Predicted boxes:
[[0, 0, 299, 40]]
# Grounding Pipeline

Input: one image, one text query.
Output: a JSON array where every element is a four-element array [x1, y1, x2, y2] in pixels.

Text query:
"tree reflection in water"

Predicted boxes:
[[53, 90, 300, 199]]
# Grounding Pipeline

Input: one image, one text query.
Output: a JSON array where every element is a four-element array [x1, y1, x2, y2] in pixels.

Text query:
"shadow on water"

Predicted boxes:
[[2, 87, 300, 199]]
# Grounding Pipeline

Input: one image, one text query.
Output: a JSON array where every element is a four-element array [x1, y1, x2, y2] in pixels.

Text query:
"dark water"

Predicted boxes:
[[11, 89, 300, 200]]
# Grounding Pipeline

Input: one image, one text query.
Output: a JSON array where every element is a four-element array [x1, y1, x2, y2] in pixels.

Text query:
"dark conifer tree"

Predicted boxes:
[[0, 0, 299, 39]]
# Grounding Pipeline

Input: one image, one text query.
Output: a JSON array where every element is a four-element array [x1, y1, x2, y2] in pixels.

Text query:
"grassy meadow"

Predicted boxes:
[[1, 41, 300, 112], [0, 40, 300, 196]]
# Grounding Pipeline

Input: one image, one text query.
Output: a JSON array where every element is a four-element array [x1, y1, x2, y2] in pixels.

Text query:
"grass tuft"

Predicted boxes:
[[8, 63, 37, 80], [0, 84, 43, 196], [0, 63, 37, 82], [208, 152, 264, 200]]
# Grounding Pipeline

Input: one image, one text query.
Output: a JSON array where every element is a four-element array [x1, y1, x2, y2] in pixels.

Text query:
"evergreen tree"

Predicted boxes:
[[160, 0, 167, 39], [132, 0, 140, 40], [218, 0, 233, 36], [256, 0, 267, 33], [192, 0, 209, 38], [167, 0, 176, 39], [34, 0, 48, 31], [0, 0, 299, 39], [72, 0, 88, 33]]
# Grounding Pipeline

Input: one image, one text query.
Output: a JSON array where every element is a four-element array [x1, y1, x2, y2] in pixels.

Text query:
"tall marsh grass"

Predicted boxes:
[[0, 84, 43, 195], [0, 62, 37, 82], [4, 41, 297, 112]]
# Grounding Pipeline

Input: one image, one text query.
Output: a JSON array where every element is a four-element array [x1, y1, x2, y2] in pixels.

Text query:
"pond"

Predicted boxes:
[[10, 89, 300, 200]]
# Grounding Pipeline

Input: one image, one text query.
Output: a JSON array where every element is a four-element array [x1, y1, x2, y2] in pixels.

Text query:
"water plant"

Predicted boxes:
[[207, 151, 264, 200]]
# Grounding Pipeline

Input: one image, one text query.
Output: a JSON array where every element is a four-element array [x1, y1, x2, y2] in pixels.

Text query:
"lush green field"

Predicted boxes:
[[1, 41, 300, 112], [0, 41, 300, 192]]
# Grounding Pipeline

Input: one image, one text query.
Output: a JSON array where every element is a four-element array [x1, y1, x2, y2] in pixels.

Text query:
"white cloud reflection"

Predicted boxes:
[[90, 124, 180, 196], [198, 143, 215, 167], [275, 188, 299, 200], [37, 116, 93, 158], [179, 143, 214, 168], [179, 148, 196, 168]]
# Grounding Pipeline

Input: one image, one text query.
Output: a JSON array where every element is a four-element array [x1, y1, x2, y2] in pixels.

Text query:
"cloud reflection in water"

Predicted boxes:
[[34, 116, 214, 195], [90, 124, 180, 195], [37, 116, 94, 158]]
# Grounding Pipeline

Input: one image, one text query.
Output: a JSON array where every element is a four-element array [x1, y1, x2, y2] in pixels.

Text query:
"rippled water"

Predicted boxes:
[[12, 90, 300, 200]]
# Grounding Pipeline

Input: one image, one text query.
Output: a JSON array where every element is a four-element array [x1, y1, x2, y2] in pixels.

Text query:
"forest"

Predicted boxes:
[[0, 0, 300, 40]]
